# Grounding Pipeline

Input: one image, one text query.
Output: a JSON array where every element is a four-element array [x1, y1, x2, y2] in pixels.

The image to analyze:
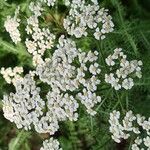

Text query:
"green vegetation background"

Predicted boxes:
[[0, 0, 150, 149]]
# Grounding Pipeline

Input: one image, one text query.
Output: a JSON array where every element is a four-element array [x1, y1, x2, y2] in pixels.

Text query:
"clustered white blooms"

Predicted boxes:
[[109, 110, 150, 150], [1, 36, 101, 149], [25, 2, 56, 66], [2, 72, 77, 135], [4, 7, 21, 44], [2, 1, 102, 146], [2, 36, 101, 136], [105, 48, 143, 90], [2, 74, 46, 131], [63, 0, 114, 39], [46, 90, 79, 121], [29, 2, 43, 17], [36, 35, 101, 116], [40, 138, 62, 150], [2, 0, 146, 150], [0, 66, 23, 85]]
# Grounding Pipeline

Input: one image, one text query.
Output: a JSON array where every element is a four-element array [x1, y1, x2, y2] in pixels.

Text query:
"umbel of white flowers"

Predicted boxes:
[[25, 2, 56, 66], [36, 35, 101, 115], [2, 35, 102, 135], [109, 110, 150, 150], [63, 0, 114, 39], [105, 48, 142, 90]]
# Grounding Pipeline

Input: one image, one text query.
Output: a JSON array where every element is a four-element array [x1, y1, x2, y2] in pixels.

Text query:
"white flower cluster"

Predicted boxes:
[[40, 138, 62, 150], [2, 74, 46, 131], [36, 35, 101, 115], [109, 110, 150, 149], [105, 48, 143, 90], [2, 2, 103, 143], [63, 0, 114, 39], [4, 7, 21, 44], [29, 2, 43, 17], [25, 2, 55, 66], [132, 136, 150, 150], [1, 71, 77, 135], [0, 66, 23, 85], [1, 70, 79, 135], [40, 0, 56, 6]]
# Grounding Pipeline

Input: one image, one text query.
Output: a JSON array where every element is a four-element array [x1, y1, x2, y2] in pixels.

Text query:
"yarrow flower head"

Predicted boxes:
[[4, 7, 21, 44], [109, 110, 150, 149], [2, 74, 46, 131], [25, 2, 56, 66], [105, 48, 143, 90], [36, 35, 101, 116], [2, 72, 76, 135], [2, 36, 102, 136], [63, 0, 114, 39]]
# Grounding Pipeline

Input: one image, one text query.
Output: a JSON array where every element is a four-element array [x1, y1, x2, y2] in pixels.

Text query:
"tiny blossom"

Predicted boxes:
[[105, 48, 143, 90], [143, 136, 150, 148], [40, 138, 62, 150], [32, 54, 44, 66], [64, 0, 70, 6], [63, 0, 114, 39], [77, 88, 101, 116], [122, 78, 134, 90], [131, 144, 140, 150], [105, 74, 121, 90], [109, 110, 150, 149], [4, 7, 21, 44], [134, 137, 142, 145], [0, 67, 23, 85]]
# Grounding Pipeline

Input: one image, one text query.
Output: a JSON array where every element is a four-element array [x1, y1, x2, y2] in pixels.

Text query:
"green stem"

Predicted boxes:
[[115, 91, 124, 113], [90, 116, 94, 133], [95, 40, 107, 70], [96, 98, 107, 111], [99, 110, 109, 116], [125, 92, 129, 110], [99, 137, 111, 149], [9, 130, 31, 150], [140, 31, 150, 48], [0, 39, 30, 57], [0, 101, 3, 109]]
